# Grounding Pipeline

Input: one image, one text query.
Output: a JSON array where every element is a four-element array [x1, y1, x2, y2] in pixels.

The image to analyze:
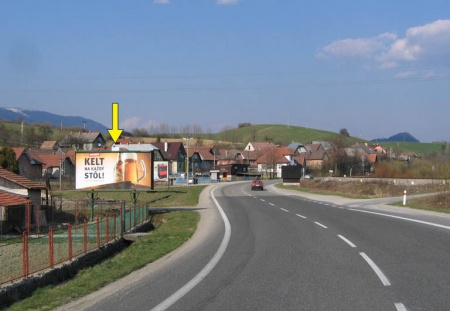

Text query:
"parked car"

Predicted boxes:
[[251, 179, 264, 191], [304, 174, 314, 180]]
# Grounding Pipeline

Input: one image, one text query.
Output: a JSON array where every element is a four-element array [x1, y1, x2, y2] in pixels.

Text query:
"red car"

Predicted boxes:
[[251, 179, 264, 191]]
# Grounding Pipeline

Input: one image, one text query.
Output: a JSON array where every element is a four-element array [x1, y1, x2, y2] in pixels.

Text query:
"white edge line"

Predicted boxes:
[[314, 222, 328, 229], [349, 208, 450, 231], [151, 187, 231, 311], [338, 235, 357, 248], [360, 252, 391, 286], [395, 303, 407, 311], [296, 214, 307, 219]]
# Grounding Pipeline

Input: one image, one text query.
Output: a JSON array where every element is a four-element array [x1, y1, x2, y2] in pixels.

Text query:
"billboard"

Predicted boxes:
[[75, 151, 153, 190], [154, 161, 169, 181]]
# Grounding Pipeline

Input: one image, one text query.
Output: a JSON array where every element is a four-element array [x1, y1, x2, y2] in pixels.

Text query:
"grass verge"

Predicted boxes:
[[8, 210, 200, 311], [391, 194, 450, 214], [277, 180, 450, 213]]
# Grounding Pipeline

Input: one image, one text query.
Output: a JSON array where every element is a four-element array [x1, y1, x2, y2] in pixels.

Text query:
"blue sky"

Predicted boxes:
[[1, 1, 450, 142]]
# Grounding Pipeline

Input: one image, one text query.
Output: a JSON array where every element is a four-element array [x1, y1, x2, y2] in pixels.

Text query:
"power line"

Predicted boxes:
[[1, 63, 450, 81], [1, 74, 449, 93]]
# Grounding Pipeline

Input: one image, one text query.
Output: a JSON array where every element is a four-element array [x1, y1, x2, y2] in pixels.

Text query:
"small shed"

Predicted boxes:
[[0, 190, 31, 233], [0, 168, 46, 233]]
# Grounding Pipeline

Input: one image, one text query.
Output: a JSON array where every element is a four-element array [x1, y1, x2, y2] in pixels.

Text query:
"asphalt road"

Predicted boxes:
[[60, 181, 450, 311]]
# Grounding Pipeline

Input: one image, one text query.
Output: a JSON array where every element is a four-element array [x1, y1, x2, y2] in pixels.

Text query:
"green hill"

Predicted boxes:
[[212, 124, 445, 155], [213, 124, 362, 147]]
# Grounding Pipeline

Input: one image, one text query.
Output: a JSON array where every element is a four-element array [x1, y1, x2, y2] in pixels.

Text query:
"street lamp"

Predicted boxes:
[[183, 137, 192, 186]]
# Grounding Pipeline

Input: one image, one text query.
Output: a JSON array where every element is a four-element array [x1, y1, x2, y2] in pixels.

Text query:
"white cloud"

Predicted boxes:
[[120, 116, 142, 130], [317, 33, 396, 60], [380, 20, 450, 66], [395, 71, 417, 79], [217, 0, 239, 5], [318, 20, 450, 69], [153, 0, 170, 4], [121, 117, 162, 131]]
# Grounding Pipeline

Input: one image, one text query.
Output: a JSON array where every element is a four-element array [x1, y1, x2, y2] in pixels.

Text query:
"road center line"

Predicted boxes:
[[338, 235, 357, 248], [269, 203, 275, 206], [280, 208, 289, 212], [349, 208, 450, 230], [296, 214, 307, 219], [314, 222, 328, 229], [260, 199, 265, 202], [151, 187, 231, 311], [360, 252, 391, 286]]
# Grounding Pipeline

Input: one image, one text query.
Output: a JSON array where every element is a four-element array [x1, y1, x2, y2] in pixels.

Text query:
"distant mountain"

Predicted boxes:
[[0, 108, 108, 133], [371, 132, 420, 143]]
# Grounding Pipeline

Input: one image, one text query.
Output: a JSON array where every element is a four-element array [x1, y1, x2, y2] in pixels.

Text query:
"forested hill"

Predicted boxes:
[[0, 108, 108, 133], [371, 132, 420, 143]]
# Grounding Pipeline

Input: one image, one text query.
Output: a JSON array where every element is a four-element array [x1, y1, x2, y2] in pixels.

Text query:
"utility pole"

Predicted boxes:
[[183, 137, 192, 186]]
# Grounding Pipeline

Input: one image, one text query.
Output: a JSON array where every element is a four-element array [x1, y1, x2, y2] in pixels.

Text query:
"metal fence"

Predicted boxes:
[[0, 201, 149, 286]]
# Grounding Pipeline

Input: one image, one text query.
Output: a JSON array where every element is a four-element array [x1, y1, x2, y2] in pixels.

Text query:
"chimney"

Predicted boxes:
[[164, 141, 169, 152]]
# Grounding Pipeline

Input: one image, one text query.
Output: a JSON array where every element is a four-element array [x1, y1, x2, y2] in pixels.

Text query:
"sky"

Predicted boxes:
[[1, 1, 450, 143]]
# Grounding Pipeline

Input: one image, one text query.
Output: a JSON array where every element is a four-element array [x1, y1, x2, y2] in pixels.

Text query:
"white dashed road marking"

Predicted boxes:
[[338, 235, 357, 248], [314, 222, 328, 229], [360, 252, 391, 286]]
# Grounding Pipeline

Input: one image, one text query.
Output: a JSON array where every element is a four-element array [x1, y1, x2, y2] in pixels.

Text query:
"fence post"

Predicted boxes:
[[22, 232, 29, 279], [96, 217, 100, 248], [75, 201, 79, 226], [83, 219, 87, 253], [26, 201, 31, 234], [129, 206, 132, 230], [113, 212, 117, 240], [105, 214, 109, 243], [120, 206, 124, 236], [36, 205, 41, 234], [68, 223, 73, 261], [49, 227, 54, 268]]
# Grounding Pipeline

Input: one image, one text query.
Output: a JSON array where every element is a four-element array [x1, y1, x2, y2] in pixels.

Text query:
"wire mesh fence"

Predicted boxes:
[[0, 200, 149, 286]]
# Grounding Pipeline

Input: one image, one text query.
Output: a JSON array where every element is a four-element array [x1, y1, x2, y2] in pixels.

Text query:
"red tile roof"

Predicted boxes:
[[153, 142, 184, 161], [12, 147, 26, 160], [35, 154, 62, 169], [256, 147, 294, 164], [0, 190, 30, 206], [0, 167, 45, 189]]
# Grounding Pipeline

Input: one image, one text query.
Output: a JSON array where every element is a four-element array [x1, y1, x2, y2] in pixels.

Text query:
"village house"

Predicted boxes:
[[12, 147, 43, 180], [59, 132, 106, 150], [0, 167, 47, 233], [152, 141, 186, 176], [299, 143, 330, 170], [256, 146, 296, 178], [187, 146, 217, 174]]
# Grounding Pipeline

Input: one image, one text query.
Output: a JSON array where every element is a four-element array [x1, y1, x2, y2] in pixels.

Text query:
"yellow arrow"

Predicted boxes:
[[108, 102, 123, 143]]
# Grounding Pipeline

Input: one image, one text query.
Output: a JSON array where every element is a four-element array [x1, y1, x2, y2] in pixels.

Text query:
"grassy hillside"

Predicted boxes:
[[2, 120, 445, 155], [213, 124, 362, 147], [377, 141, 446, 156]]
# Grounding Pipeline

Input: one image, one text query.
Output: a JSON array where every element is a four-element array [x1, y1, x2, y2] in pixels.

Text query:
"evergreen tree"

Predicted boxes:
[[0, 147, 19, 173]]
